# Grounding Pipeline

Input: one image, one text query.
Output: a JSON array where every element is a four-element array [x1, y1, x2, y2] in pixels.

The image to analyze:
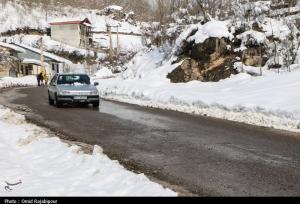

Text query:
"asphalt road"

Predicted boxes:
[[1, 87, 300, 196]]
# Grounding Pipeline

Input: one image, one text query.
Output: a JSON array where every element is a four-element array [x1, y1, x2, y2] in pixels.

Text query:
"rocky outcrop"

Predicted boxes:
[[168, 37, 238, 83], [97, 5, 136, 24]]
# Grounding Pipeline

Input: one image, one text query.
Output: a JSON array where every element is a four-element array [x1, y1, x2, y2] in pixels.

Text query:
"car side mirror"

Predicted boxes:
[[94, 82, 99, 86]]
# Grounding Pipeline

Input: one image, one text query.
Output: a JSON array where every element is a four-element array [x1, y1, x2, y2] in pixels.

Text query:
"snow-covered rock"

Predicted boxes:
[[173, 20, 233, 55]]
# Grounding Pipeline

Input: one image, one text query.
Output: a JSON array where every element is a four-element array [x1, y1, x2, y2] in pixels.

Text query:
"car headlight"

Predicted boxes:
[[90, 90, 99, 95], [60, 91, 71, 95]]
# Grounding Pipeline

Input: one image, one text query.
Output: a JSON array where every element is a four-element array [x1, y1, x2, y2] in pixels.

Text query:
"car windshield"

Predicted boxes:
[[57, 75, 91, 85]]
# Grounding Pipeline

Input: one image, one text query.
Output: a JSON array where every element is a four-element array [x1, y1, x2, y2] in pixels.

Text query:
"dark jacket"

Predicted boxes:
[[39, 73, 44, 80]]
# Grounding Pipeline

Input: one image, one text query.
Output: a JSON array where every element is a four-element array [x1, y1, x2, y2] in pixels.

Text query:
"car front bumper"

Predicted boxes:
[[57, 95, 100, 104]]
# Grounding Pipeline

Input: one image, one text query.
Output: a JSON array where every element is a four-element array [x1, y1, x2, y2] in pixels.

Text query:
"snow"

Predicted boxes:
[[173, 20, 233, 55], [201, 20, 233, 40], [0, 63, 176, 197], [189, 20, 233, 44], [106, 5, 123, 11], [94, 49, 300, 133], [0, 105, 176, 196], [261, 18, 292, 41], [13, 43, 73, 64], [0, 48, 174, 197], [0, 2, 48, 33], [270, 6, 300, 18], [0, 2, 141, 35], [237, 30, 267, 45], [1, 35, 96, 58], [83, 22, 92, 27], [92, 16, 141, 34], [22, 59, 42, 65], [93, 68, 115, 79], [93, 34, 144, 53], [0, 42, 26, 53], [0, 76, 38, 88], [0, 2, 145, 60], [49, 17, 88, 24], [254, 1, 271, 14]]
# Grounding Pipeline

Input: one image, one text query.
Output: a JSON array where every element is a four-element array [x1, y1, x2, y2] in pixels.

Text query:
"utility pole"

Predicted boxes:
[[84, 26, 92, 76], [107, 24, 113, 63], [116, 24, 120, 57], [40, 37, 45, 74], [40, 36, 49, 84]]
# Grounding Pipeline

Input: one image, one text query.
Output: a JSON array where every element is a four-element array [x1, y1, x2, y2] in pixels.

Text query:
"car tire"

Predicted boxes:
[[54, 94, 62, 108], [93, 102, 100, 108], [48, 93, 54, 105]]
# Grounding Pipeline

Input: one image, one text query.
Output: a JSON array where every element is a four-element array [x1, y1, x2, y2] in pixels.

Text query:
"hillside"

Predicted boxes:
[[0, 1, 148, 71], [1, 0, 152, 21]]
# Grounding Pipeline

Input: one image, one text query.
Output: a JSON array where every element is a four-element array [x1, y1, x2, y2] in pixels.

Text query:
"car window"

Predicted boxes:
[[57, 75, 91, 85], [50, 75, 57, 85]]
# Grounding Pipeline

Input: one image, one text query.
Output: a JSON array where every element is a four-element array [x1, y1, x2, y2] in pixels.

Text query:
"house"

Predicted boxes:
[[49, 18, 93, 48], [0, 42, 25, 77], [0, 42, 67, 78], [13, 43, 67, 77]]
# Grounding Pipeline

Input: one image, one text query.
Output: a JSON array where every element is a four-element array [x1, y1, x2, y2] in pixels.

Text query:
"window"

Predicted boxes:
[[57, 75, 91, 85]]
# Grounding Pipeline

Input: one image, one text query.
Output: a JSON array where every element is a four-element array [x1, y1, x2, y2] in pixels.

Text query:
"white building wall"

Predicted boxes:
[[51, 24, 81, 48]]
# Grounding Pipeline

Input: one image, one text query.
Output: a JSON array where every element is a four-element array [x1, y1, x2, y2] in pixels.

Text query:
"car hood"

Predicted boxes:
[[57, 85, 98, 92]]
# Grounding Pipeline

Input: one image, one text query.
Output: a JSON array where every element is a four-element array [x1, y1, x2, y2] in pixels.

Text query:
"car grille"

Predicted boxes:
[[69, 91, 91, 96]]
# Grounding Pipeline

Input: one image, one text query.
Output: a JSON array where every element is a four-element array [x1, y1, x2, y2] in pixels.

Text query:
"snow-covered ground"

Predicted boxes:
[[0, 2, 141, 35], [95, 48, 300, 133], [93, 67, 116, 79], [93, 33, 144, 53], [0, 76, 37, 89], [0, 105, 176, 196]]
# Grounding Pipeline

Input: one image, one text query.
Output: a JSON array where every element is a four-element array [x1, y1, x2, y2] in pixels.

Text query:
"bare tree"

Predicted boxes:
[[195, 0, 211, 22]]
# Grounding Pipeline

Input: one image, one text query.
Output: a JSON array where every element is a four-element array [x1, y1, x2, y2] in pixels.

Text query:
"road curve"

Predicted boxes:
[[1, 87, 300, 196]]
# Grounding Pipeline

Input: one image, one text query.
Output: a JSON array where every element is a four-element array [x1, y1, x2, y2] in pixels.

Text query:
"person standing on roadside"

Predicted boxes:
[[37, 73, 41, 86], [44, 73, 49, 85], [39, 72, 44, 86]]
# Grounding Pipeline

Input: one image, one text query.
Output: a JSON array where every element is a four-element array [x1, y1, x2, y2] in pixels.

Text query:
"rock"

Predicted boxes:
[[168, 37, 238, 83]]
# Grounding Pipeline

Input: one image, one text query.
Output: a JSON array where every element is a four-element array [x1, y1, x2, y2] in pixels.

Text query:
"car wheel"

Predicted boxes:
[[54, 94, 62, 108], [48, 92, 54, 105], [93, 102, 100, 108]]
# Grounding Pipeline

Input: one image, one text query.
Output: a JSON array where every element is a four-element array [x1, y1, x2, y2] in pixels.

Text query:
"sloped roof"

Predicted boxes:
[[0, 42, 26, 53], [12, 43, 72, 64], [49, 18, 91, 26]]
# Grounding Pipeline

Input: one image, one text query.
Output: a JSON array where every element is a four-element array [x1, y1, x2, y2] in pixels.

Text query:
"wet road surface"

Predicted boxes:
[[1, 87, 300, 196]]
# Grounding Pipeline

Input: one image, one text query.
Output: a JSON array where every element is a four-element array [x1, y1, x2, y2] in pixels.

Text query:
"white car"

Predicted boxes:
[[48, 74, 100, 108]]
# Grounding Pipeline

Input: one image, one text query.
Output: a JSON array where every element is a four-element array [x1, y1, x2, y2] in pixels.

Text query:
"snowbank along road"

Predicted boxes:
[[1, 87, 300, 196]]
